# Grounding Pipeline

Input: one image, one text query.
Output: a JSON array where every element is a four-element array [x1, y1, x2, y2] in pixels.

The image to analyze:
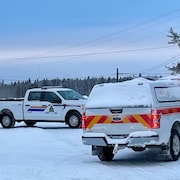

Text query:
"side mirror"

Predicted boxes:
[[83, 95, 88, 99]]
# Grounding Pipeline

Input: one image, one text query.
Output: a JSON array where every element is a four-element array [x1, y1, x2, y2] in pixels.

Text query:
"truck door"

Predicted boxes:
[[24, 91, 64, 121]]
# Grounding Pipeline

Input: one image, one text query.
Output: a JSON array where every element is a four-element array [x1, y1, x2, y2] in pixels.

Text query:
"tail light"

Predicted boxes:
[[82, 112, 86, 130], [151, 109, 161, 129]]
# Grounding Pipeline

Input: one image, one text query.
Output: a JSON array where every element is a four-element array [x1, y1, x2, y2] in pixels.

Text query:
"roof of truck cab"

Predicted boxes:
[[27, 87, 72, 92]]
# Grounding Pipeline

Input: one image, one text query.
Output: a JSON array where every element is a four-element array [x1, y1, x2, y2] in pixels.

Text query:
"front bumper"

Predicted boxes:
[[82, 131, 159, 148]]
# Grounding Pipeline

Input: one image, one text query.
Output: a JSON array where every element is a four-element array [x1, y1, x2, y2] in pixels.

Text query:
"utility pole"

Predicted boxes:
[[116, 68, 119, 82]]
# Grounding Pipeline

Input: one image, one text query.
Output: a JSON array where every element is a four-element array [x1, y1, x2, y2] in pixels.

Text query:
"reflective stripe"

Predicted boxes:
[[157, 107, 180, 114], [85, 107, 180, 129], [85, 114, 152, 129]]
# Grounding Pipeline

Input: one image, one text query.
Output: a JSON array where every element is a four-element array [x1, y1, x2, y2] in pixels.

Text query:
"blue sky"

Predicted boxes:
[[0, 0, 180, 82]]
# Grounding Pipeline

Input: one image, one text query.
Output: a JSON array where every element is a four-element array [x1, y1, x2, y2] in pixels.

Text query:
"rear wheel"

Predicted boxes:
[[1, 114, 15, 128], [66, 112, 81, 128], [98, 146, 114, 161], [170, 129, 180, 161], [24, 121, 37, 127]]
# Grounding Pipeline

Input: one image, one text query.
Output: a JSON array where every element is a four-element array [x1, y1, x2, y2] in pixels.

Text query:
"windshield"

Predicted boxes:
[[57, 90, 85, 100]]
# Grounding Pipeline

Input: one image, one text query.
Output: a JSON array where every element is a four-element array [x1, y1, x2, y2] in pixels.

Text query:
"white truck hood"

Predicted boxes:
[[64, 99, 87, 106]]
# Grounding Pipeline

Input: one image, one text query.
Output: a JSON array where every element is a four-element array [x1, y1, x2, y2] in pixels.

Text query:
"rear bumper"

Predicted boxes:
[[82, 131, 160, 148]]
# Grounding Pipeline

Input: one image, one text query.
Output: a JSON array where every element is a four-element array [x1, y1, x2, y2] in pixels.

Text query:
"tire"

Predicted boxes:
[[24, 121, 37, 127], [98, 146, 114, 161], [170, 129, 180, 161], [66, 112, 81, 128], [1, 114, 15, 128]]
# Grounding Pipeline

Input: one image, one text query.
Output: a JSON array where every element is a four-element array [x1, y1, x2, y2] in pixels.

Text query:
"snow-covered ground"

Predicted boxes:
[[0, 122, 179, 180]]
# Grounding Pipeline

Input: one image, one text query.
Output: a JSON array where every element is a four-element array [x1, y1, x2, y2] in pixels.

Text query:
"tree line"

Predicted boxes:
[[0, 76, 133, 98]]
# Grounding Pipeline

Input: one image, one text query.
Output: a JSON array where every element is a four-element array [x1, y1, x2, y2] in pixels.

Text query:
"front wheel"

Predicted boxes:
[[1, 114, 15, 128], [170, 129, 180, 161], [98, 146, 114, 161], [66, 112, 81, 128]]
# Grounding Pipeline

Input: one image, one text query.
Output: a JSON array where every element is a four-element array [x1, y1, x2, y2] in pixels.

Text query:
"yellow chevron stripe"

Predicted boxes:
[[122, 116, 131, 123], [87, 116, 101, 129], [104, 116, 112, 123], [133, 114, 151, 128]]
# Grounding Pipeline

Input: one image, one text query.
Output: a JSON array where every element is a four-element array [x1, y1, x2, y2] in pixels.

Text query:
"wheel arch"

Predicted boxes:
[[171, 121, 180, 134], [169, 121, 180, 161], [65, 109, 81, 124], [0, 109, 14, 120]]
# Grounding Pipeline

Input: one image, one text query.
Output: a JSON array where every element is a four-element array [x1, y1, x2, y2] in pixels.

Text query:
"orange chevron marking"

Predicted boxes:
[[85, 107, 180, 129]]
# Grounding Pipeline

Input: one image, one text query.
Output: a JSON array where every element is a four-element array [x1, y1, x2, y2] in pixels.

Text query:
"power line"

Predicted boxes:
[[85, 15, 180, 52], [13, 8, 180, 60], [0, 9, 180, 82], [0, 45, 176, 64], [67, 9, 180, 51], [0, 9, 179, 65], [140, 55, 180, 73]]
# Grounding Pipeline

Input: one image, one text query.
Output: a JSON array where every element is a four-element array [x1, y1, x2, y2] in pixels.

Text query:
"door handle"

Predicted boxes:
[[42, 105, 48, 107], [110, 109, 123, 114]]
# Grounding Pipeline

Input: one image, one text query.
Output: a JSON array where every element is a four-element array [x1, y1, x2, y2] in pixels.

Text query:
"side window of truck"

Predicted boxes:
[[28, 92, 41, 101], [155, 86, 180, 102], [41, 92, 62, 103]]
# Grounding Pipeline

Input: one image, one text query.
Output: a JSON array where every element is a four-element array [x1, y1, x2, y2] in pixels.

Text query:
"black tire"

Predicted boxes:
[[98, 146, 114, 161], [1, 114, 15, 128], [132, 147, 146, 152], [170, 129, 180, 161], [66, 112, 81, 128], [24, 121, 37, 127]]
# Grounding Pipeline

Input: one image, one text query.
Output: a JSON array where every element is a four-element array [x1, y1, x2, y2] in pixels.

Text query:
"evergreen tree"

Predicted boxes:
[[167, 28, 180, 74], [0, 76, 134, 98], [168, 27, 180, 46], [167, 62, 180, 75]]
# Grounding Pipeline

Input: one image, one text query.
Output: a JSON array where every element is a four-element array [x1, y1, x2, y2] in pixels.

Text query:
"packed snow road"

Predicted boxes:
[[0, 123, 179, 180]]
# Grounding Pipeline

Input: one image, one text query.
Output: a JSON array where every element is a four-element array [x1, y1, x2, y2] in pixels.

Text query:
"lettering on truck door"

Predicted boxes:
[[24, 91, 64, 121]]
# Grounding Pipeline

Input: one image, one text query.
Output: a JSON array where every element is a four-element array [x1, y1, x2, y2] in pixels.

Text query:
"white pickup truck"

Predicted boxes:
[[0, 86, 87, 128], [82, 78, 180, 161]]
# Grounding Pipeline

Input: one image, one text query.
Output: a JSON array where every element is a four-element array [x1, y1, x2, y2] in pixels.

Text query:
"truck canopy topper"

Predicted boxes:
[[85, 78, 153, 108], [0, 87, 87, 128], [82, 77, 180, 161]]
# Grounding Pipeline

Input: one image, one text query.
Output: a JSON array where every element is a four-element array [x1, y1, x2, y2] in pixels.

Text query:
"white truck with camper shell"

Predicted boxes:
[[82, 77, 180, 161], [0, 86, 87, 128]]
